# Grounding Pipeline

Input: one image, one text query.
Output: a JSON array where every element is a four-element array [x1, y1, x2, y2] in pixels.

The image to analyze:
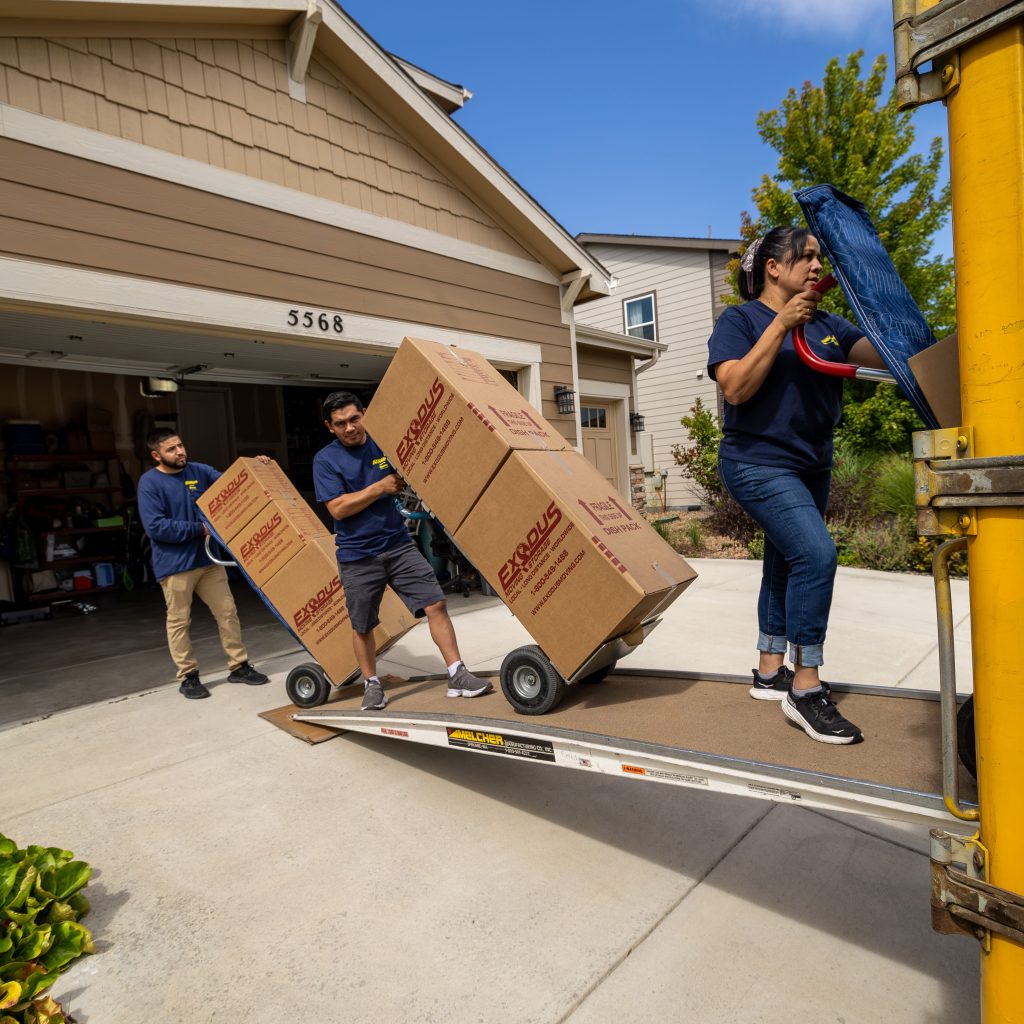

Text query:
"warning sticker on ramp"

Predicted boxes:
[[446, 727, 555, 762]]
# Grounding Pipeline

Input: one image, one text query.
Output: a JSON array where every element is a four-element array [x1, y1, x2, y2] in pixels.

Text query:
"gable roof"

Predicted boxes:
[[578, 232, 741, 254], [6, 0, 612, 298]]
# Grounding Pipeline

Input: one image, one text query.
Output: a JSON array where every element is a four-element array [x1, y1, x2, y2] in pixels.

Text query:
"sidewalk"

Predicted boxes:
[[1, 559, 979, 1023]]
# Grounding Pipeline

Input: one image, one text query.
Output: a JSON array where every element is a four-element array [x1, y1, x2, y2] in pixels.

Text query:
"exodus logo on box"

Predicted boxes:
[[293, 576, 343, 631], [239, 512, 282, 560], [396, 377, 444, 468], [498, 501, 562, 595], [207, 469, 249, 515]]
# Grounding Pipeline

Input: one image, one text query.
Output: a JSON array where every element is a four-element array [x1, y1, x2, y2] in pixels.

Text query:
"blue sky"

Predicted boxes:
[[338, 0, 953, 258]]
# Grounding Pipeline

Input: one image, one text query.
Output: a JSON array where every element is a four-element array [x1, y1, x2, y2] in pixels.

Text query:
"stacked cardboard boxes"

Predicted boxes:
[[197, 458, 417, 685], [365, 338, 697, 680]]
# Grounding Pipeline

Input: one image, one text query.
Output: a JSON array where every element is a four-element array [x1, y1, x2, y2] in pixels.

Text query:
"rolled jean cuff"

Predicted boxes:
[[757, 632, 789, 655], [789, 642, 824, 668]]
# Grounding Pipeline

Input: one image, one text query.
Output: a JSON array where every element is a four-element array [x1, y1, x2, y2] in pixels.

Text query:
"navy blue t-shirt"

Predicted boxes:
[[137, 462, 222, 582], [312, 436, 409, 562], [707, 301, 863, 470]]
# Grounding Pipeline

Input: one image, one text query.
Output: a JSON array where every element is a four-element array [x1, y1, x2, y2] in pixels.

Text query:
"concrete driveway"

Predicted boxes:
[[1, 558, 979, 1022]]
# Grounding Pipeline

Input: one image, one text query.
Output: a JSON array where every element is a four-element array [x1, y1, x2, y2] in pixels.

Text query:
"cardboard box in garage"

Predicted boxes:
[[196, 457, 303, 544], [455, 450, 697, 680], [363, 337, 571, 531], [262, 536, 417, 685], [230, 498, 330, 588]]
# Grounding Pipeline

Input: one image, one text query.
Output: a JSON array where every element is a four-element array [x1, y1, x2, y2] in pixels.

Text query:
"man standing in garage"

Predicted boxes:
[[313, 391, 493, 711], [137, 429, 269, 699]]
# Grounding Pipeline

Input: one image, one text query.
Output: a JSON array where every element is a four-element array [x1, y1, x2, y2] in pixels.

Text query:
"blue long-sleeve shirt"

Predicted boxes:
[[137, 462, 222, 581]]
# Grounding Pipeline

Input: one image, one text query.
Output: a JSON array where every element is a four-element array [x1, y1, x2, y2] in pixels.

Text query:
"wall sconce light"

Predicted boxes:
[[630, 411, 646, 433], [554, 386, 576, 415]]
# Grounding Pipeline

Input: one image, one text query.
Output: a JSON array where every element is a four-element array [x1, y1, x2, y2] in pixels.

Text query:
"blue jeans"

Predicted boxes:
[[718, 457, 836, 668]]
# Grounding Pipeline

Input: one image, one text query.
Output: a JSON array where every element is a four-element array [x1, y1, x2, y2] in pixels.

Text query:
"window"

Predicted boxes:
[[498, 368, 519, 390], [580, 406, 607, 429], [623, 293, 657, 341]]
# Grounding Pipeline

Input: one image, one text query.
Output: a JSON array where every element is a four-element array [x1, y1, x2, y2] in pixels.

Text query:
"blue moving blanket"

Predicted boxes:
[[796, 184, 940, 429]]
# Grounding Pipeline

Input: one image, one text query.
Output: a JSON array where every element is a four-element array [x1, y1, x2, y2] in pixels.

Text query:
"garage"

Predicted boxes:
[[0, 0, 650, 702]]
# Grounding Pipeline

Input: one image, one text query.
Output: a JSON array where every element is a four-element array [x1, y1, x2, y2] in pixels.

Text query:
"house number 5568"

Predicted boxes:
[[287, 309, 344, 333]]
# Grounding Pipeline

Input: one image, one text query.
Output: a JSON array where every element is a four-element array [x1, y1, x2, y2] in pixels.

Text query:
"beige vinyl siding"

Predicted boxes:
[[575, 243, 722, 507], [0, 34, 530, 259], [576, 344, 632, 386], [0, 138, 577, 438]]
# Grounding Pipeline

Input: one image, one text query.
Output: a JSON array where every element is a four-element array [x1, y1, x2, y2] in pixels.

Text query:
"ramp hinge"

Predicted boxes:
[[913, 426, 1024, 536], [931, 830, 1024, 948], [894, 0, 1024, 110]]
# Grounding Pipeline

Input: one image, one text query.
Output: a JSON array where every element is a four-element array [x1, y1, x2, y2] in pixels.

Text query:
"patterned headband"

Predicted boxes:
[[740, 236, 765, 295], [740, 236, 765, 272]]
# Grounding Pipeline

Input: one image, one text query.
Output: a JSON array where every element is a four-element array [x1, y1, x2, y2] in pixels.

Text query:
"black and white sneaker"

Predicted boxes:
[[749, 665, 794, 701], [179, 671, 211, 700], [227, 661, 269, 685], [782, 689, 863, 744], [361, 678, 388, 711]]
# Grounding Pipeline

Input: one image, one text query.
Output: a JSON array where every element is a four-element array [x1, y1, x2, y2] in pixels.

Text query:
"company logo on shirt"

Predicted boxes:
[[820, 334, 839, 347], [185, 479, 199, 491], [372, 456, 391, 472]]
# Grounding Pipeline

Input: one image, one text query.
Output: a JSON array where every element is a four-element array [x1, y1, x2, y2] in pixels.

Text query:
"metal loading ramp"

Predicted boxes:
[[294, 670, 976, 827]]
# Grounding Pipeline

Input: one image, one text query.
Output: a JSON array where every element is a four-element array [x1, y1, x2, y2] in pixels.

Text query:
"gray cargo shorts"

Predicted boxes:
[[338, 539, 445, 634]]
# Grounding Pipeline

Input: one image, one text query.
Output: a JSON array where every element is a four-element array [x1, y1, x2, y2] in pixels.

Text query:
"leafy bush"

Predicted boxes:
[[0, 834, 94, 1024], [672, 399, 759, 545], [836, 383, 922, 454], [828, 442, 877, 525], [842, 521, 916, 572]]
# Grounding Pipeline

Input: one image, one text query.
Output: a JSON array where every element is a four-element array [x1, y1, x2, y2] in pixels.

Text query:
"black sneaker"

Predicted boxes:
[[179, 671, 211, 700], [749, 665, 794, 701], [227, 662, 269, 685], [782, 689, 862, 744]]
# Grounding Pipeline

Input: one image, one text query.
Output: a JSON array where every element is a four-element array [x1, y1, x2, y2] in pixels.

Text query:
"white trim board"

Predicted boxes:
[[0, 255, 544, 371], [0, 104, 558, 287], [578, 379, 632, 400]]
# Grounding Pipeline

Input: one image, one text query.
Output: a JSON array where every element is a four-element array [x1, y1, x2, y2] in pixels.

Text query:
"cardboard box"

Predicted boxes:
[[262, 536, 417, 684], [909, 332, 961, 429], [364, 337, 571, 531], [196, 457, 303, 545], [231, 498, 330, 588], [455, 450, 697, 679]]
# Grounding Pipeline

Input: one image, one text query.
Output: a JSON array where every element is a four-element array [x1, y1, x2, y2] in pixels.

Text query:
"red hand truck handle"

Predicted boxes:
[[792, 274, 894, 383]]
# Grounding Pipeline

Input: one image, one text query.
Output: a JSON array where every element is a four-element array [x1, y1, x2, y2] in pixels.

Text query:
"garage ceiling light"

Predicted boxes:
[[140, 377, 179, 398]]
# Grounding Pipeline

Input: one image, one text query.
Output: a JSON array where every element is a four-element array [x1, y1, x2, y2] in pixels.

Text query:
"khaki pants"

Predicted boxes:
[[159, 564, 248, 680]]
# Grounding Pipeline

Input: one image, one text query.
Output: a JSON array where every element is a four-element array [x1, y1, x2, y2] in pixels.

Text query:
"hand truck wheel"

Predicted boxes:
[[286, 662, 331, 709], [499, 645, 566, 715]]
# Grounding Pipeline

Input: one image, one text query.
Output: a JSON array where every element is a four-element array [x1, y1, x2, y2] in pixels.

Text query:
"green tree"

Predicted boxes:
[[729, 52, 956, 453]]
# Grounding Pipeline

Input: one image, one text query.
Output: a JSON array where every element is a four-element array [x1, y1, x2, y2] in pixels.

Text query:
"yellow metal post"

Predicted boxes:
[[946, 18, 1024, 1021]]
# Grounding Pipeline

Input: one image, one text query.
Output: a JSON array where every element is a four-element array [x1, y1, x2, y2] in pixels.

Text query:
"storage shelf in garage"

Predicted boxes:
[[7, 451, 117, 463], [16, 486, 119, 497], [46, 555, 119, 567], [27, 585, 119, 603]]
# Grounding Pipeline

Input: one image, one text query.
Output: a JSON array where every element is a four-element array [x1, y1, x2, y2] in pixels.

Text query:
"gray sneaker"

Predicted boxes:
[[446, 664, 493, 698], [361, 678, 388, 711]]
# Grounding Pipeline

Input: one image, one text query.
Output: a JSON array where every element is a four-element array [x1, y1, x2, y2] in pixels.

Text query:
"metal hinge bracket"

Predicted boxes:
[[931, 829, 1024, 948], [913, 426, 1024, 536], [894, 0, 1024, 109]]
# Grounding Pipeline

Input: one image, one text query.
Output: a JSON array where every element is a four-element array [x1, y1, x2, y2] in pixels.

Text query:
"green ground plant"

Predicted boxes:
[[0, 834, 94, 1024]]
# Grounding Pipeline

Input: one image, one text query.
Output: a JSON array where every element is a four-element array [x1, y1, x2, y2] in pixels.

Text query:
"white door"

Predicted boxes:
[[176, 385, 235, 468]]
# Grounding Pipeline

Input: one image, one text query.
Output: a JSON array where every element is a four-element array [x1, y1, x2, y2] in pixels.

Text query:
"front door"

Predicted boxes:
[[580, 402, 620, 491]]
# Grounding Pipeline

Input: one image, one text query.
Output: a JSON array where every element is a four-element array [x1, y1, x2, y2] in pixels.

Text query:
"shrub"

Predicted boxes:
[[685, 522, 704, 551], [844, 521, 916, 572], [828, 442, 877, 526], [0, 834, 94, 1024], [672, 399, 759, 544], [870, 453, 916, 522]]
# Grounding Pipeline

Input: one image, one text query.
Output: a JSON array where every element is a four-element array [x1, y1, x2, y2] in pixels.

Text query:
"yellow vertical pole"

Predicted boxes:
[[945, 19, 1024, 1023]]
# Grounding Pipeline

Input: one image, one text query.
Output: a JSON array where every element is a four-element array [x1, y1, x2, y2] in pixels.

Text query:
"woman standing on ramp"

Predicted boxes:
[[707, 226, 886, 744]]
